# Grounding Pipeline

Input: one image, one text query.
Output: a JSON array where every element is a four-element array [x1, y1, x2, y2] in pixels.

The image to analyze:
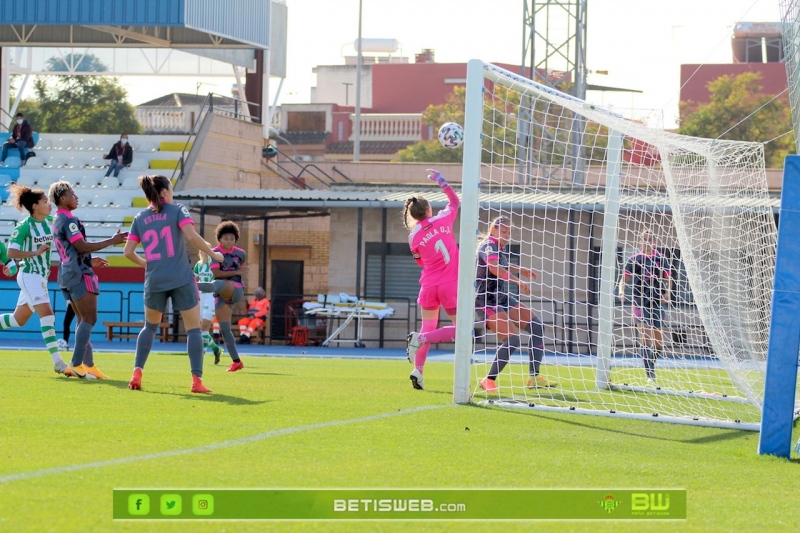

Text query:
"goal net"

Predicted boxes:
[[453, 60, 788, 430], [782, 0, 800, 153]]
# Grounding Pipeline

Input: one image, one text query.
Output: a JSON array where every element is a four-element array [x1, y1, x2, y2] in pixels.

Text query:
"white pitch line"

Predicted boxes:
[[0, 404, 452, 484]]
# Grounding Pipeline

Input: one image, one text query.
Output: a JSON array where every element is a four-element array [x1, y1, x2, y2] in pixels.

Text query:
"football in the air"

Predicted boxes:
[[437, 122, 464, 149]]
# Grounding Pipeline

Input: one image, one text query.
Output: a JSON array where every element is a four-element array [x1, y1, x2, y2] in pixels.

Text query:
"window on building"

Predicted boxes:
[[365, 242, 421, 301], [364, 242, 516, 301], [287, 111, 326, 132]]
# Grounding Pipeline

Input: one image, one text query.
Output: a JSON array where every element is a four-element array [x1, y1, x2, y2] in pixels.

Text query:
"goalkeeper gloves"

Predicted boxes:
[[427, 169, 448, 188]]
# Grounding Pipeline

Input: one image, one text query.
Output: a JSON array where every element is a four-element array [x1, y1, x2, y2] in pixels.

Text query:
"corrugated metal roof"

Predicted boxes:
[[138, 93, 208, 108], [0, 0, 272, 49], [3, 0, 184, 26], [185, 0, 272, 49], [175, 187, 781, 211]]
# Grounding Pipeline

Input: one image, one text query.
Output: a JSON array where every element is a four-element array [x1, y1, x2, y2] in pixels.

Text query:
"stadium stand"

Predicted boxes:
[[0, 133, 191, 265]]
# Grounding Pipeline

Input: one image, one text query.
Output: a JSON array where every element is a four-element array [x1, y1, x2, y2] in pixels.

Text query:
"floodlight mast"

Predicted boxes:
[[520, 0, 588, 185]]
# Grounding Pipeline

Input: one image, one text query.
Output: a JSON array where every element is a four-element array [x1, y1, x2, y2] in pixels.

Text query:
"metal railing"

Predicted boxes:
[[348, 113, 423, 141], [264, 146, 349, 190]]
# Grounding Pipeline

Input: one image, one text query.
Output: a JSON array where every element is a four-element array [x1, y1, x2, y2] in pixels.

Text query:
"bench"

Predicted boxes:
[[228, 314, 270, 345], [104, 321, 173, 342]]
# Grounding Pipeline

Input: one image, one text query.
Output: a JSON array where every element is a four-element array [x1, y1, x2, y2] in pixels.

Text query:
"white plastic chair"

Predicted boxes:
[[54, 139, 74, 151], [35, 176, 58, 190], [127, 158, 150, 171], [16, 175, 37, 187], [67, 155, 91, 169], [88, 156, 107, 168], [45, 157, 67, 169], [72, 187, 93, 206], [74, 139, 95, 151], [136, 141, 159, 152], [0, 204, 22, 220], [100, 176, 120, 188], [111, 195, 134, 208], [89, 193, 114, 208], [77, 175, 102, 188], [23, 156, 44, 169], [120, 176, 140, 189], [34, 138, 53, 150]]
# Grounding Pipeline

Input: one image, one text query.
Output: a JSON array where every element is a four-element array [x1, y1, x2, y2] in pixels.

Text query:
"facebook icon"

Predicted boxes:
[[128, 494, 150, 515]]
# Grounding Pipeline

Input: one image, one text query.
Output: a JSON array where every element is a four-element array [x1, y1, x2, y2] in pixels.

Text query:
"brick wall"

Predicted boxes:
[[177, 113, 265, 191]]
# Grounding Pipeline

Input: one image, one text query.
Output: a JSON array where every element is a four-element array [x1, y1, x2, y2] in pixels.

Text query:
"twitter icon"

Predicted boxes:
[[160, 494, 182, 516]]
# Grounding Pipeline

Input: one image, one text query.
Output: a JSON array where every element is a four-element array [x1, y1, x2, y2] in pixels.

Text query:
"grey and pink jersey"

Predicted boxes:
[[407, 185, 460, 288], [128, 202, 195, 293], [53, 209, 94, 288], [623, 250, 672, 303], [211, 245, 246, 288], [475, 236, 510, 300]]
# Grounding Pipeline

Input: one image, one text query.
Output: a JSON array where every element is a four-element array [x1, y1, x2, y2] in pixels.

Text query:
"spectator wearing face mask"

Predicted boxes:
[[102, 134, 134, 178], [1, 112, 34, 165]]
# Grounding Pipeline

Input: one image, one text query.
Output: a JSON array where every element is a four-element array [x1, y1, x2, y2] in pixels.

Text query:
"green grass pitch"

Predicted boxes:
[[1, 349, 799, 532]]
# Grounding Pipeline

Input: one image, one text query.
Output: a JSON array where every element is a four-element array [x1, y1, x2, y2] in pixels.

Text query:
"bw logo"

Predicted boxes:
[[599, 494, 621, 514], [631, 493, 670, 511]]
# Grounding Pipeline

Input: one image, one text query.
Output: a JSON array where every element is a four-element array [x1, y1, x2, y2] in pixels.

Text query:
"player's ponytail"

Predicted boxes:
[[402, 198, 414, 231], [139, 174, 171, 213], [8, 182, 45, 214], [402, 196, 430, 231]]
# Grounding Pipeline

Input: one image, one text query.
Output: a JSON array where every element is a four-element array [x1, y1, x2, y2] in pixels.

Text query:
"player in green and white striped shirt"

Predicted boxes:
[[0, 240, 17, 277], [0, 183, 85, 377], [194, 247, 223, 364]]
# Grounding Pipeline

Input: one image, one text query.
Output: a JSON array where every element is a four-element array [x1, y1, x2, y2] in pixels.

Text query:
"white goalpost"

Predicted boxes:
[[454, 60, 796, 431]]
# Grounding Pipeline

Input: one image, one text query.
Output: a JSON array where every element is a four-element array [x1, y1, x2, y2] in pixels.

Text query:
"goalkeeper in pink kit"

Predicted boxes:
[[404, 169, 460, 390]]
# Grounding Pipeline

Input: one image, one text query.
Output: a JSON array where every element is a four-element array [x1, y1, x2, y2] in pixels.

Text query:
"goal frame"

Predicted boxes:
[[453, 59, 776, 432]]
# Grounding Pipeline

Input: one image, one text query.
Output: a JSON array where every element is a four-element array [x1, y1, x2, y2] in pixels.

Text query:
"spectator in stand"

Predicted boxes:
[[1, 113, 34, 165], [237, 287, 270, 344], [102, 134, 134, 178]]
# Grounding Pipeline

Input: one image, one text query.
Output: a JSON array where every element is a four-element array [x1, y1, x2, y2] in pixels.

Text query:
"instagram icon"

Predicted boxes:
[[192, 494, 214, 516]]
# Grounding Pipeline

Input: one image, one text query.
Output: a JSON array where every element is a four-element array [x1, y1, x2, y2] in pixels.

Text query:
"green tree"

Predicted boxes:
[[679, 72, 794, 168], [397, 84, 609, 166], [45, 53, 109, 73], [396, 86, 466, 162], [397, 85, 524, 164], [26, 53, 142, 135]]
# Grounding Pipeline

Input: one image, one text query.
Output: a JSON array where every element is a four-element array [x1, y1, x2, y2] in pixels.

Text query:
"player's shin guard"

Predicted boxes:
[[487, 334, 520, 380], [220, 322, 240, 361], [414, 318, 438, 371], [84, 343, 94, 368], [641, 345, 656, 379], [0, 313, 20, 330], [71, 320, 93, 367], [202, 332, 218, 353], [416, 324, 456, 371], [525, 317, 545, 376], [134, 321, 159, 369], [39, 314, 63, 364], [187, 328, 204, 377]]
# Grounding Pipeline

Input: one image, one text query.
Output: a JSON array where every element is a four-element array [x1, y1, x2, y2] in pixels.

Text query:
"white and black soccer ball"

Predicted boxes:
[[437, 122, 464, 149]]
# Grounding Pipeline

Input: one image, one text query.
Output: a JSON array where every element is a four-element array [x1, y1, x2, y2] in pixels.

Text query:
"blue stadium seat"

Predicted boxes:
[[3, 156, 21, 169]]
